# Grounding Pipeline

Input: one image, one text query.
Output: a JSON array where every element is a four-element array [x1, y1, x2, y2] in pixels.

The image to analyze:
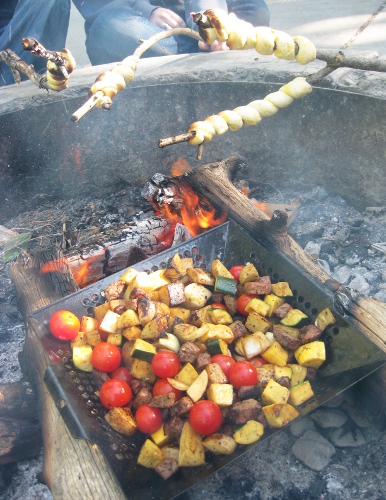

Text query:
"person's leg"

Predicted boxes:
[[86, 2, 181, 65], [0, 0, 71, 86], [227, 0, 270, 27]]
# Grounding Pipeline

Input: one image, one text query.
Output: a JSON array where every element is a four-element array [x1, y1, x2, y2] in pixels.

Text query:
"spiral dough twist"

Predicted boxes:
[[187, 77, 312, 145]]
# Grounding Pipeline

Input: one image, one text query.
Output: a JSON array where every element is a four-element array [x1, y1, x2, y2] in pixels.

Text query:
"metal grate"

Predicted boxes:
[[30, 220, 386, 500]]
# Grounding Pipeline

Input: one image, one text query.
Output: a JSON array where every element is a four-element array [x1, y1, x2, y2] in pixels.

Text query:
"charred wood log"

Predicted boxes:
[[0, 380, 41, 465]]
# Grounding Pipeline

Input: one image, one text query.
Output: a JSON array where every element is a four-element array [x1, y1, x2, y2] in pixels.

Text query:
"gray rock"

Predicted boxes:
[[328, 426, 366, 447], [342, 402, 371, 428], [310, 409, 348, 428], [332, 265, 352, 285], [348, 275, 370, 294], [290, 416, 316, 437], [291, 430, 336, 471], [304, 241, 322, 258], [317, 259, 331, 275]]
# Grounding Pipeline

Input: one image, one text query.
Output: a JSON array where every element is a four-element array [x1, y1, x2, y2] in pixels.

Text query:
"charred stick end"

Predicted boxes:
[[158, 131, 196, 148]]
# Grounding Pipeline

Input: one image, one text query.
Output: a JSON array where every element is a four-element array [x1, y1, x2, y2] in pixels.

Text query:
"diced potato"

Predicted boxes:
[[169, 307, 191, 323], [288, 364, 307, 386], [245, 311, 271, 334], [71, 332, 87, 348], [85, 330, 102, 347], [208, 308, 233, 325], [199, 324, 234, 344], [261, 341, 289, 366], [238, 263, 260, 284], [207, 383, 234, 407], [189, 305, 213, 327], [244, 298, 270, 317], [93, 302, 110, 321], [186, 369, 209, 402], [137, 296, 157, 326], [138, 439, 164, 469], [233, 420, 264, 444], [104, 407, 137, 436], [206, 363, 228, 384], [241, 331, 271, 359], [131, 358, 156, 383], [175, 363, 199, 386], [122, 325, 142, 341], [99, 310, 120, 335], [178, 422, 205, 467], [108, 299, 126, 312], [182, 283, 212, 310], [147, 269, 171, 290], [151, 424, 170, 447], [271, 282, 293, 298], [116, 309, 140, 329], [119, 267, 138, 285], [263, 294, 285, 317], [106, 332, 123, 346], [256, 364, 275, 387], [167, 378, 189, 391], [164, 253, 185, 280], [262, 403, 300, 428], [294, 341, 326, 369], [124, 272, 154, 299], [211, 259, 234, 279], [186, 268, 215, 286], [80, 316, 99, 333], [261, 378, 290, 405], [289, 380, 315, 406], [141, 315, 168, 340], [173, 323, 203, 342], [203, 434, 237, 454], [315, 307, 335, 332], [158, 282, 185, 306]]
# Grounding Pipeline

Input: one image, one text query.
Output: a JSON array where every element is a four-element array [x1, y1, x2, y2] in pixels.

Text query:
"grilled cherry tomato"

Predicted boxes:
[[190, 400, 223, 435], [110, 366, 134, 385], [153, 378, 182, 401], [91, 342, 121, 372], [229, 265, 245, 282], [135, 404, 163, 434], [249, 356, 268, 368], [210, 354, 235, 378], [236, 294, 258, 316], [99, 378, 132, 410], [49, 310, 80, 341], [151, 350, 180, 378], [228, 361, 258, 388], [209, 303, 227, 310]]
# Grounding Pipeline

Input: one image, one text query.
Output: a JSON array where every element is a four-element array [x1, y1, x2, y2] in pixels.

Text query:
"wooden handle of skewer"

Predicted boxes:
[[71, 91, 104, 122]]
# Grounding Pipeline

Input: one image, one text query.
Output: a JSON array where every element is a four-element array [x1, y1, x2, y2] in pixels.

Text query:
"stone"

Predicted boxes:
[[322, 393, 345, 408], [328, 426, 366, 447], [348, 275, 370, 294], [332, 265, 351, 285], [290, 416, 316, 437], [291, 430, 336, 471], [342, 402, 371, 428], [310, 409, 348, 428]]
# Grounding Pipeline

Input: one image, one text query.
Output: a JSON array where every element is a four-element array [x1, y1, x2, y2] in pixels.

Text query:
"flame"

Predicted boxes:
[[170, 157, 191, 177], [162, 182, 227, 237]]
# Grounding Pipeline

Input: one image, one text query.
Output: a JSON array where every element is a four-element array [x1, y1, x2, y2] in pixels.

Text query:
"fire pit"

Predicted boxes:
[[1, 52, 386, 499]]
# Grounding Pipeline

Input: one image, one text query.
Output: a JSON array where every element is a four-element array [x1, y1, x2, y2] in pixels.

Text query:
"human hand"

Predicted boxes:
[[198, 40, 230, 52], [149, 8, 186, 30]]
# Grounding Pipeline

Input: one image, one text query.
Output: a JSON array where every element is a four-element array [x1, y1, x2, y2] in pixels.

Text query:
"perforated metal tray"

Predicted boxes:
[[29, 220, 386, 500]]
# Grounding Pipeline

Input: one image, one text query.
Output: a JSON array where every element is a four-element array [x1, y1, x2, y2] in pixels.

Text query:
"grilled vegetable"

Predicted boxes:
[[315, 307, 336, 331], [288, 380, 315, 406], [178, 422, 205, 467], [203, 433, 237, 454], [280, 308, 308, 328], [138, 439, 164, 469], [294, 341, 326, 369], [233, 420, 264, 444]]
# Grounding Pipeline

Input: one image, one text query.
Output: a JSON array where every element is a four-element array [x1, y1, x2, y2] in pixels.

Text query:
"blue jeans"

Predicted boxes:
[[84, 0, 270, 65], [0, 0, 71, 86]]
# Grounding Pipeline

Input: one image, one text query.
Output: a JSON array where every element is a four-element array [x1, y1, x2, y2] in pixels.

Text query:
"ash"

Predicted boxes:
[[0, 185, 385, 500]]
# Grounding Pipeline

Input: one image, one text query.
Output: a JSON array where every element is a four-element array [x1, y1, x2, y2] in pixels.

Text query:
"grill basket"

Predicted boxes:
[[29, 220, 385, 500]]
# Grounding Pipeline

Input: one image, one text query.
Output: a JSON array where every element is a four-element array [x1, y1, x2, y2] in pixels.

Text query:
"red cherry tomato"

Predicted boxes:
[[249, 356, 268, 368], [135, 404, 163, 434], [99, 378, 132, 410], [210, 354, 236, 378], [49, 310, 80, 341], [209, 303, 227, 310], [151, 350, 180, 378], [228, 361, 258, 389], [110, 366, 134, 385], [189, 400, 223, 435], [229, 265, 245, 282], [153, 379, 182, 401], [236, 294, 258, 316], [91, 342, 121, 372]]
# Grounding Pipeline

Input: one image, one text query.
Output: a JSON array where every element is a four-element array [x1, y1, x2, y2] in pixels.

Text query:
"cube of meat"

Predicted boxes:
[[226, 398, 261, 425]]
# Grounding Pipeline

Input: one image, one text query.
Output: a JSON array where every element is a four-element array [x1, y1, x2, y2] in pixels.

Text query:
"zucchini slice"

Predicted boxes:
[[214, 275, 237, 295], [280, 308, 308, 328], [207, 338, 229, 356]]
